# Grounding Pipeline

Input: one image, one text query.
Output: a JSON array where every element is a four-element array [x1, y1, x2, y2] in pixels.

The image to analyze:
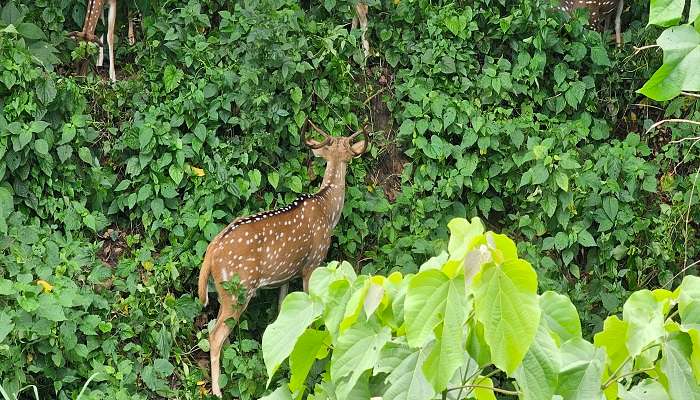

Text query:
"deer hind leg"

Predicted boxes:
[[209, 290, 253, 397], [106, 0, 117, 82], [614, 0, 624, 46], [278, 283, 289, 312]]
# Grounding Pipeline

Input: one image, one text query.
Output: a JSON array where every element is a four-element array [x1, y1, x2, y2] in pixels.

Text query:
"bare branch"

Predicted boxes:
[[646, 119, 700, 134]]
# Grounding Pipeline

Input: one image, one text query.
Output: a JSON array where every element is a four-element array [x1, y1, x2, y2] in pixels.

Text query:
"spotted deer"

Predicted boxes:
[[197, 119, 368, 397], [558, 0, 625, 45], [69, 0, 136, 82]]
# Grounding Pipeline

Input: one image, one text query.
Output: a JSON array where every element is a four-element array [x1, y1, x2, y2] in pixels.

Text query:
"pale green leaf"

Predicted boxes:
[[380, 343, 435, 400], [514, 323, 560, 400], [623, 290, 665, 359], [289, 329, 329, 394], [262, 292, 323, 383], [473, 258, 540, 374], [556, 338, 605, 400], [446, 217, 484, 261], [593, 315, 629, 373], [620, 379, 670, 400], [659, 333, 700, 399], [649, 0, 686, 27], [540, 291, 582, 343]]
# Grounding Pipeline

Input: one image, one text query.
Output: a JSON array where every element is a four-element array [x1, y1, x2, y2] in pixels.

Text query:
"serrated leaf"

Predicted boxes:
[[577, 230, 596, 247], [514, 323, 560, 400], [34, 138, 49, 155], [555, 171, 569, 192], [330, 323, 390, 398], [659, 333, 700, 399]]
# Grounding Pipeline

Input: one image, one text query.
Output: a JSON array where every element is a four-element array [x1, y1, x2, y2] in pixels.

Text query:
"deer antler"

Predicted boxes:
[[349, 125, 369, 156], [302, 119, 332, 149]]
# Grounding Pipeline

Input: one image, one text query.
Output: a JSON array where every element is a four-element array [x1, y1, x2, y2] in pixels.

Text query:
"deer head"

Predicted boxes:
[[303, 119, 368, 162]]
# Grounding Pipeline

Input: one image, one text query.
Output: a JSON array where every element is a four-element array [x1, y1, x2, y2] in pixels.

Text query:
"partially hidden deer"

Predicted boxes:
[[197, 119, 368, 397], [69, 0, 137, 82], [558, 0, 625, 45]]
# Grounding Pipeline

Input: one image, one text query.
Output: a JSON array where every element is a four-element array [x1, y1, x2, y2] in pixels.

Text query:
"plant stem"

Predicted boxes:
[[601, 343, 661, 389], [446, 384, 519, 396], [602, 367, 656, 390]]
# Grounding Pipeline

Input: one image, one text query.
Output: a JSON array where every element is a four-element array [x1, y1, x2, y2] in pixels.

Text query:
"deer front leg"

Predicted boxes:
[[615, 0, 624, 46], [278, 283, 289, 312]]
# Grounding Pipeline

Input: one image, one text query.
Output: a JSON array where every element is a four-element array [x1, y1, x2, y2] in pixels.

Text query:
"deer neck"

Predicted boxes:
[[319, 159, 347, 228]]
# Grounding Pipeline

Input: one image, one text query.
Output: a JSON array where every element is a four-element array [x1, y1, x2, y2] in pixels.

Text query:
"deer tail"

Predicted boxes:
[[198, 250, 212, 307]]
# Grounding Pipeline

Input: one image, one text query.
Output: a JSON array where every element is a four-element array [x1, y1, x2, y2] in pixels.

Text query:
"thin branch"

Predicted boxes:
[[632, 44, 660, 55], [601, 343, 661, 389], [602, 367, 656, 389], [646, 119, 700, 134], [670, 136, 700, 144], [363, 87, 387, 106], [681, 91, 700, 98], [682, 163, 700, 273], [663, 258, 700, 288], [631, 103, 664, 111], [445, 384, 519, 396]]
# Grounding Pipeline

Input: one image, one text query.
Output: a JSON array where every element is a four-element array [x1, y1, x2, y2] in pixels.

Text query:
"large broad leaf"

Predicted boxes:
[[620, 379, 670, 400], [262, 292, 323, 383], [540, 291, 582, 343], [623, 290, 665, 361], [379, 342, 435, 400], [473, 258, 540, 374], [289, 329, 329, 394], [638, 25, 700, 101], [421, 277, 468, 392], [659, 333, 700, 400], [514, 323, 560, 400], [594, 315, 630, 374], [404, 269, 456, 347], [678, 276, 700, 327], [649, 0, 686, 26], [330, 322, 391, 398], [260, 385, 293, 400], [556, 338, 605, 400]]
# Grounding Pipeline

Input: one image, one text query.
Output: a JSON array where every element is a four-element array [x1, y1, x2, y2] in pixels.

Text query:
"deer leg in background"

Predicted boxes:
[[615, 0, 624, 46], [352, 1, 369, 57], [128, 9, 136, 45], [106, 0, 117, 82], [278, 283, 289, 312], [97, 6, 105, 67]]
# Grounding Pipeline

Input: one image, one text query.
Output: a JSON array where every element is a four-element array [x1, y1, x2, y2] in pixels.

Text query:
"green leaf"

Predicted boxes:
[[17, 130, 32, 150], [262, 292, 323, 383], [443, 107, 456, 129], [259, 385, 293, 400], [404, 270, 460, 348], [530, 164, 549, 185], [603, 197, 619, 221], [555, 171, 569, 192], [169, 165, 183, 185], [163, 65, 184, 93], [422, 276, 468, 391], [623, 290, 665, 359], [151, 198, 165, 219], [577, 230, 596, 247], [649, 0, 686, 26], [0, 312, 14, 343], [154, 358, 174, 377], [194, 124, 207, 142], [590, 46, 611, 66], [678, 276, 700, 327], [593, 315, 629, 373], [139, 128, 153, 149], [659, 333, 700, 399], [78, 147, 92, 165], [290, 86, 302, 104], [565, 81, 586, 108], [380, 344, 435, 400], [473, 258, 540, 374], [540, 291, 582, 343], [330, 322, 390, 398], [447, 217, 484, 262], [639, 26, 700, 101], [37, 295, 66, 322], [57, 145, 72, 162], [514, 323, 560, 400], [16, 22, 45, 40], [289, 176, 303, 193], [34, 138, 49, 155], [556, 338, 604, 400], [289, 329, 328, 394], [268, 171, 280, 189]]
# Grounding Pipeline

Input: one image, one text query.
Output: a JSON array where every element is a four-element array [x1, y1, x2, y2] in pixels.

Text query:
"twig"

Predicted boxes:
[[670, 136, 700, 144], [602, 367, 655, 389], [646, 119, 700, 134], [681, 91, 700, 98], [663, 259, 700, 288], [446, 384, 519, 396], [632, 44, 660, 55], [601, 343, 661, 389], [363, 87, 387, 106], [631, 103, 664, 111]]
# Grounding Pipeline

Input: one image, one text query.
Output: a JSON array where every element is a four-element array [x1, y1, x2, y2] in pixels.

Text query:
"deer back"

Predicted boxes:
[[207, 190, 338, 291]]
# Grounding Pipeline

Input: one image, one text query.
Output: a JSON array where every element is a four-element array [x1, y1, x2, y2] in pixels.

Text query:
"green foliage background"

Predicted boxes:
[[0, 0, 698, 398]]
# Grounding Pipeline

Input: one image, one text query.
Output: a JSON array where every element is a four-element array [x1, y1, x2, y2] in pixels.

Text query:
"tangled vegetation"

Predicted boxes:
[[0, 0, 698, 398]]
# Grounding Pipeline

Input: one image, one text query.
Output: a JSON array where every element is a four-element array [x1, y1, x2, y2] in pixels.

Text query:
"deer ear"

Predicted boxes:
[[351, 140, 367, 157], [311, 147, 324, 157]]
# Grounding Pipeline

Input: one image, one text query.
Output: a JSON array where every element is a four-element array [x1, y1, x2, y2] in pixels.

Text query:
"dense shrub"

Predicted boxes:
[[0, 0, 698, 398]]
